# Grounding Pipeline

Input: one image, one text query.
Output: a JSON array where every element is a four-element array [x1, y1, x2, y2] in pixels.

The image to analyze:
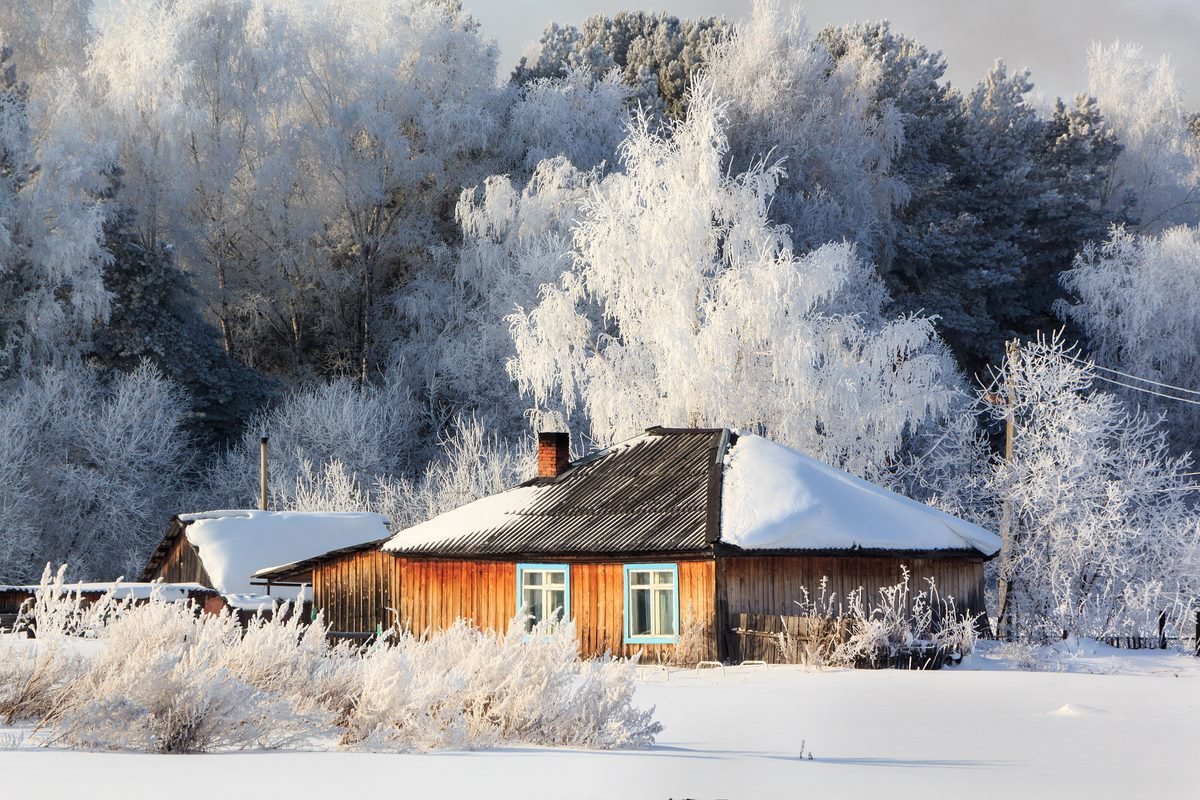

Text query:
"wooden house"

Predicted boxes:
[[256, 428, 1000, 661]]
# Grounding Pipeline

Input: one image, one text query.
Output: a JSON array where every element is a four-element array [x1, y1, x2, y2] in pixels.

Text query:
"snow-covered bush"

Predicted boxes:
[[4, 567, 657, 753], [223, 605, 360, 720], [777, 571, 979, 669], [0, 640, 85, 724], [45, 601, 313, 753], [834, 570, 979, 668], [341, 617, 659, 751]]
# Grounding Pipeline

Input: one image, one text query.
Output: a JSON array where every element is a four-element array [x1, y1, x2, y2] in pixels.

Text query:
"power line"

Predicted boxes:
[[1087, 372, 1200, 407], [1063, 353, 1200, 398]]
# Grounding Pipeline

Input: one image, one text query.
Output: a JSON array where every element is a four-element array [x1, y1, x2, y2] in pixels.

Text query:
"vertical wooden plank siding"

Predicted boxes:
[[152, 536, 214, 588], [716, 556, 986, 623], [311, 552, 718, 660]]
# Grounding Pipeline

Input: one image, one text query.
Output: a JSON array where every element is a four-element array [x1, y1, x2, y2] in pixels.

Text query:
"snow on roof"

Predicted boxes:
[[180, 510, 390, 595], [720, 435, 1000, 556], [381, 486, 543, 553]]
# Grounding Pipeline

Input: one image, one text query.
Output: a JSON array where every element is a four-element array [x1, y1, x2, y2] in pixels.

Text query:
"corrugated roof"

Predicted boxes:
[[383, 427, 728, 557]]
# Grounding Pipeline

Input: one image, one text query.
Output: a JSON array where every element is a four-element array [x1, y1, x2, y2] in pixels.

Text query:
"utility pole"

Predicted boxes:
[[996, 339, 1020, 640], [259, 437, 269, 511]]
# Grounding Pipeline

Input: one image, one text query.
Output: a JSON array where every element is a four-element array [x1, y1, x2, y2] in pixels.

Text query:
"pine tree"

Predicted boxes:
[[89, 198, 274, 446], [513, 11, 729, 119]]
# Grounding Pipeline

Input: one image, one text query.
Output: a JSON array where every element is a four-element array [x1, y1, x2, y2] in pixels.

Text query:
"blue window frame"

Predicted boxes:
[[516, 563, 570, 631], [623, 563, 680, 644]]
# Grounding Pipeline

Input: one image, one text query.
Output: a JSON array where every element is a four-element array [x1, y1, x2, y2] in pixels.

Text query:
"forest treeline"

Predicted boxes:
[[1, 1, 1198, 642]]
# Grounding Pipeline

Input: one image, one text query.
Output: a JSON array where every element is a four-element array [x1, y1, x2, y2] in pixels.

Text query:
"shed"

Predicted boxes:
[[141, 510, 391, 611], [257, 428, 999, 661]]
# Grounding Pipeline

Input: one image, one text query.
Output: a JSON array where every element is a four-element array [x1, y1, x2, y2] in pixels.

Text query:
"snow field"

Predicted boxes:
[[3, 643, 1197, 800]]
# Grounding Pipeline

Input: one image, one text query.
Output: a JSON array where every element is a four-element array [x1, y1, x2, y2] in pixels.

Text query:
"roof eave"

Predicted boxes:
[[714, 542, 995, 560]]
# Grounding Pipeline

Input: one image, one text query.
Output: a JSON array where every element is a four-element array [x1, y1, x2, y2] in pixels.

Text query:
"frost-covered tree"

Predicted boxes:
[[0, 0, 92, 93], [1023, 95, 1125, 336], [288, 0, 502, 384], [503, 67, 631, 174], [0, 362, 193, 583], [88, 0, 306, 364], [508, 90, 958, 478], [1088, 42, 1200, 231], [0, 49, 112, 375], [513, 12, 729, 119], [1057, 225, 1200, 453], [200, 368, 419, 510], [88, 0, 504, 382], [990, 334, 1200, 640], [392, 157, 597, 440], [703, 2, 906, 257], [818, 22, 960, 287], [89, 200, 274, 446]]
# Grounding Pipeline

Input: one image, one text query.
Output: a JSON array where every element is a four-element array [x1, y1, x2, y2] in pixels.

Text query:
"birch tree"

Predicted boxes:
[[508, 90, 958, 478]]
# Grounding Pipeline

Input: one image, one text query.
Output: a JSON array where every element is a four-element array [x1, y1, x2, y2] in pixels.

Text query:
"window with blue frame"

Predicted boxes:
[[517, 563, 569, 632], [624, 564, 679, 644]]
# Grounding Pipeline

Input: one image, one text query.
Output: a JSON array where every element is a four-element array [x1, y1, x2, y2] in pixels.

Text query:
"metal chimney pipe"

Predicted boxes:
[[259, 437, 269, 510]]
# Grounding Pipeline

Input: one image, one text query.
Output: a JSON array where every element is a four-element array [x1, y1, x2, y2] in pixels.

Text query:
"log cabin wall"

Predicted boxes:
[[151, 533, 213, 587], [717, 555, 987, 627], [312, 551, 717, 661]]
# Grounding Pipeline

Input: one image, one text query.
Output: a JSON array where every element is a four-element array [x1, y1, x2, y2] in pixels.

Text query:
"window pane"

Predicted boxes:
[[631, 588, 651, 636], [655, 587, 675, 636], [547, 571, 565, 587], [548, 588, 565, 617], [528, 587, 545, 624], [653, 570, 674, 586], [630, 570, 650, 586], [524, 571, 543, 586]]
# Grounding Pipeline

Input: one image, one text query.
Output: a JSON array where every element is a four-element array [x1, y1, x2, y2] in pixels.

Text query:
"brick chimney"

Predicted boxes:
[[537, 431, 571, 478]]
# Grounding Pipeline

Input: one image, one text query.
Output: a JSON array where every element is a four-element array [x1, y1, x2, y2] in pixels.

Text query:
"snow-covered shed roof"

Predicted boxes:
[[141, 510, 391, 596], [377, 428, 999, 559]]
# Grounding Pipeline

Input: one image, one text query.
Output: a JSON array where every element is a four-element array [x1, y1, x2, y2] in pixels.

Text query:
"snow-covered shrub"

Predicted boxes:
[[341, 617, 659, 751], [45, 601, 315, 753], [223, 605, 360, 720], [0, 640, 85, 724], [6, 572, 658, 753], [835, 571, 978, 668], [659, 614, 713, 667], [21, 565, 134, 640], [777, 570, 979, 669]]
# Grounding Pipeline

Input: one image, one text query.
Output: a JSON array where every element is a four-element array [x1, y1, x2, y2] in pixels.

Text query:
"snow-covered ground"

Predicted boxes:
[[2, 640, 1196, 799]]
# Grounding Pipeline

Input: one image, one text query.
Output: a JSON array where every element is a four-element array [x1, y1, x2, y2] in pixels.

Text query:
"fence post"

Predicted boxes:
[[1195, 611, 1199, 658], [1158, 611, 1167, 650]]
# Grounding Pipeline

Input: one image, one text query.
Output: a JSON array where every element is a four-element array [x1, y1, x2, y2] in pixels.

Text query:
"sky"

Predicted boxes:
[[468, 0, 1200, 105]]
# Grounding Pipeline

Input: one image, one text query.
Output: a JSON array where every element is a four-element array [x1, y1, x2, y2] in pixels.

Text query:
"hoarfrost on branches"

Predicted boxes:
[[508, 88, 958, 479], [1058, 224, 1200, 453], [1087, 42, 1200, 230], [989, 333, 1200, 641]]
